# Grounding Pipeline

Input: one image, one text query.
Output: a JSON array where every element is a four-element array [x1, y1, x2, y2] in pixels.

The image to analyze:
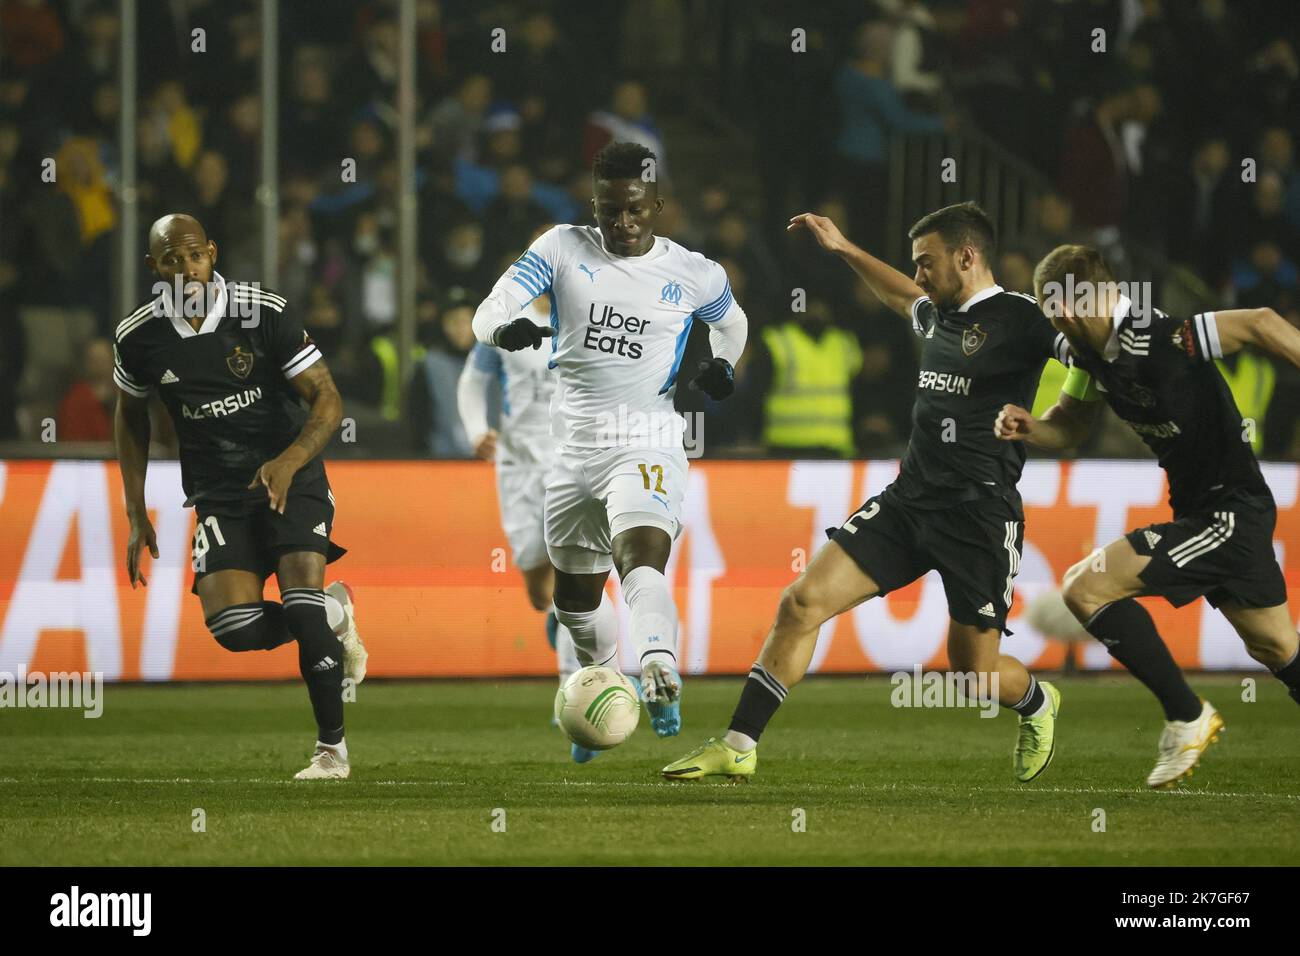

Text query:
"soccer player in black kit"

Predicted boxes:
[[664, 202, 1071, 782], [996, 244, 1300, 788], [114, 214, 367, 780]]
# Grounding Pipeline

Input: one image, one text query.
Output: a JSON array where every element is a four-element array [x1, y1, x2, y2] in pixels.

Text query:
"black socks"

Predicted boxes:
[[1086, 599, 1202, 722]]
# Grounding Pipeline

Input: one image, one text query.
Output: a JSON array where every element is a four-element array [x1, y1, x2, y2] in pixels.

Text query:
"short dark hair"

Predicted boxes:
[[1032, 243, 1113, 312], [908, 201, 996, 260], [592, 141, 656, 183]]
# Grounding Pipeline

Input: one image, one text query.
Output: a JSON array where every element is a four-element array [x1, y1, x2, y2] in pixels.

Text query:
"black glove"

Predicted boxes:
[[688, 357, 735, 400], [493, 318, 554, 351]]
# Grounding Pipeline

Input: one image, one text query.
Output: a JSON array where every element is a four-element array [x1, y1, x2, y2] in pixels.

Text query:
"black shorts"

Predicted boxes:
[[189, 469, 346, 594], [1127, 491, 1286, 610], [826, 487, 1024, 635]]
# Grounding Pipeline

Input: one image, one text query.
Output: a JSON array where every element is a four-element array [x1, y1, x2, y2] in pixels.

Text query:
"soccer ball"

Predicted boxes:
[[554, 666, 641, 750]]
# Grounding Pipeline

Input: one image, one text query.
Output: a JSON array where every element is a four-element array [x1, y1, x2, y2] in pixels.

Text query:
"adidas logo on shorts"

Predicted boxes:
[[978, 602, 996, 617], [311, 656, 338, 672], [160, 369, 179, 384], [1144, 530, 1162, 549], [313, 522, 327, 536]]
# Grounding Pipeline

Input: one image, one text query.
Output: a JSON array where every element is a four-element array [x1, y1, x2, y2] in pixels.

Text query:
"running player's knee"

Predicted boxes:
[[206, 603, 277, 653], [777, 581, 827, 631], [1240, 629, 1293, 670], [524, 579, 552, 612], [1061, 565, 1101, 622], [280, 587, 331, 636]]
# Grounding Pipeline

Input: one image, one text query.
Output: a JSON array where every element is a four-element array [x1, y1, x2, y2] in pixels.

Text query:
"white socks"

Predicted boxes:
[[323, 593, 346, 635], [554, 592, 619, 667], [319, 738, 347, 761], [621, 565, 678, 672], [722, 730, 757, 752], [555, 619, 581, 682]]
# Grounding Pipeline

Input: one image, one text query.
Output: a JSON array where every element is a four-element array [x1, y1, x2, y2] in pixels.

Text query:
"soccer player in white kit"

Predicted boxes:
[[471, 142, 748, 740], [457, 290, 583, 699]]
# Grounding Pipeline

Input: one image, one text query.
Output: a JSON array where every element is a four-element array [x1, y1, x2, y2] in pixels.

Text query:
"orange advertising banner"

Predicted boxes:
[[0, 458, 1295, 679]]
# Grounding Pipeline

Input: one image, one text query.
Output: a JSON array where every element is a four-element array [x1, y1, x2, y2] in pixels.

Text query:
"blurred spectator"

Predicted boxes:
[[283, 46, 347, 172], [1058, 83, 1162, 238], [1256, 127, 1300, 235], [750, 298, 863, 459], [1230, 171, 1300, 276], [434, 220, 494, 295], [481, 164, 549, 266], [2, 0, 65, 71], [997, 245, 1036, 295], [56, 337, 115, 442], [55, 135, 115, 319], [0, 300, 26, 439], [878, 0, 942, 100], [833, 21, 945, 249], [426, 73, 491, 165], [1163, 137, 1235, 284], [1023, 192, 1078, 263], [582, 80, 666, 177], [408, 288, 476, 456]]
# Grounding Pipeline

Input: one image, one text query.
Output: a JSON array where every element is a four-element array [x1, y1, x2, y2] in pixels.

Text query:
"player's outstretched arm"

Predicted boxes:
[[114, 389, 158, 588], [1213, 308, 1300, 367], [788, 213, 925, 320], [249, 361, 343, 513], [473, 289, 555, 352], [457, 346, 499, 460], [994, 393, 1100, 451]]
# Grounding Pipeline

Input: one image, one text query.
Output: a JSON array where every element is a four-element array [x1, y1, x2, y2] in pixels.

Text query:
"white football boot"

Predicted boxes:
[[325, 580, 367, 684], [1146, 700, 1224, 789], [294, 744, 350, 780]]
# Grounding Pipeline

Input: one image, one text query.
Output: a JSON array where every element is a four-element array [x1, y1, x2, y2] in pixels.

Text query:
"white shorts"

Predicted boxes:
[[545, 444, 687, 574], [496, 464, 550, 571]]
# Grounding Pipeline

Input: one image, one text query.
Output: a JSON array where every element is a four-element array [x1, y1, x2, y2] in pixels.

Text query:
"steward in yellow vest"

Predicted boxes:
[[761, 308, 863, 457]]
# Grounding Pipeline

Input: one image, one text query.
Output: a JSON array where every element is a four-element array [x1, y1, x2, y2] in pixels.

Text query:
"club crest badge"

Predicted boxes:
[[227, 345, 254, 379], [961, 323, 987, 357]]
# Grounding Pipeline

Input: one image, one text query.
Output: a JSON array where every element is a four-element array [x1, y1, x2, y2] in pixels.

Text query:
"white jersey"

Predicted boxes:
[[491, 224, 740, 450], [465, 301, 556, 468]]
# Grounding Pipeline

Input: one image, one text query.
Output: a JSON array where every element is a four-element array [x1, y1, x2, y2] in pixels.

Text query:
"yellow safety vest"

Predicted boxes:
[[762, 323, 861, 456], [371, 335, 427, 422], [1216, 352, 1275, 453]]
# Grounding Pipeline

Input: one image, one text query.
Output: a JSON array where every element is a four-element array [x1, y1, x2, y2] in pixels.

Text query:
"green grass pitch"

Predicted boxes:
[[2, 675, 1297, 865]]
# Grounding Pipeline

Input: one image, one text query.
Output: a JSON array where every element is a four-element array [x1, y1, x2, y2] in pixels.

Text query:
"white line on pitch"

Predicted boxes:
[[1, 776, 1296, 800]]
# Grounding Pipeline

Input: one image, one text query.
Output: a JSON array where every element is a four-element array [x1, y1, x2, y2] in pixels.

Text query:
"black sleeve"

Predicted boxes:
[[909, 296, 937, 338], [112, 329, 151, 398], [259, 295, 322, 380], [1017, 297, 1069, 364], [1162, 311, 1224, 364]]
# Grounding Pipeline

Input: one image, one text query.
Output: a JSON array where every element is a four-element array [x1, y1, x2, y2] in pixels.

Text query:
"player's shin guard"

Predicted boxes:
[[621, 566, 678, 672], [1274, 646, 1300, 705], [1085, 599, 1202, 721], [282, 588, 345, 746], [205, 602, 295, 652], [725, 664, 788, 751], [555, 593, 619, 668]]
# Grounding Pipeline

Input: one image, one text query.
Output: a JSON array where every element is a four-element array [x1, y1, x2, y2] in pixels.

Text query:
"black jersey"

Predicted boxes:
[[1067, 302, 1270, 516], [892, 286, 1068, 512], [113, 274, 327, 507]]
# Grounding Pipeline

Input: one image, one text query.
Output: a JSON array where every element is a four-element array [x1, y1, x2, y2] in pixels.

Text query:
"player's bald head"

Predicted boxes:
[[148, 214, 208, 256], [145, 213, 218, 285]]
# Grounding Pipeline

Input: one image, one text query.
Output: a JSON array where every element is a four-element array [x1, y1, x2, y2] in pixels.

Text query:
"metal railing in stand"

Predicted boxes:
[[885, 128, 1053, 270]]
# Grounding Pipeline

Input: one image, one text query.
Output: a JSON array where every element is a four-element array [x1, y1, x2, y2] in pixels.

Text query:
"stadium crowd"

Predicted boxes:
[[1, 0, 1298, 458]]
